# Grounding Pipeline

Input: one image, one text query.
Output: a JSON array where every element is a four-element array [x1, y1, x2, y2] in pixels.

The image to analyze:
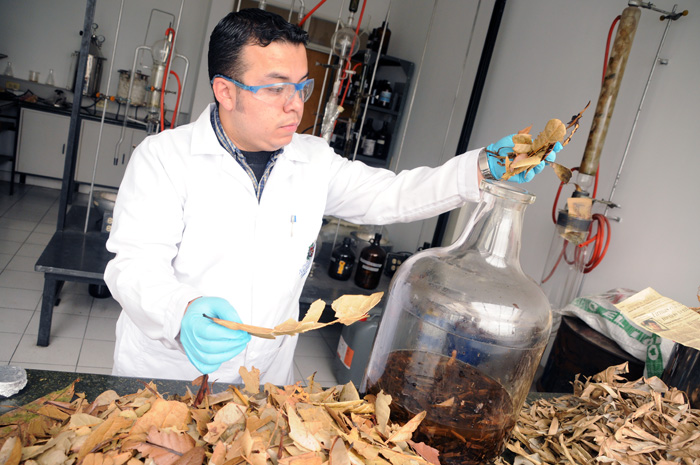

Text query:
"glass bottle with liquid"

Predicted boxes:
[[328, 237, 356, 281], [362, 180, 552, 465], [354, 233, 386, 290]]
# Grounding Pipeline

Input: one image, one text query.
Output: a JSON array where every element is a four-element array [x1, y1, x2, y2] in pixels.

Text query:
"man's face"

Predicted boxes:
[[218, 41, 309, 152]]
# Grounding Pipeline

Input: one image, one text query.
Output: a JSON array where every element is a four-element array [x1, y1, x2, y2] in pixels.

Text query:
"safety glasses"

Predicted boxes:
[[213, 74, 314, 105]]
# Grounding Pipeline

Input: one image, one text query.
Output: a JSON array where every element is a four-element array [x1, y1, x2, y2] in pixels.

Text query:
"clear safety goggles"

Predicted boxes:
[[213, 74, 315, 105]]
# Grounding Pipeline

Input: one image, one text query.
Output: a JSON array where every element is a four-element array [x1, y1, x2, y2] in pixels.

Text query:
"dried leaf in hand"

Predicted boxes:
[[532, 119, 566, 153], [332, 292, 383, 325], [208, 293, 383, 339], [511, 156, 543, 171], [512, 134, 533, 154]]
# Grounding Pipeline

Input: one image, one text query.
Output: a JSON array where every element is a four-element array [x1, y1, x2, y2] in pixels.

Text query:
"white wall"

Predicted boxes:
[[459, 0, 699, 307]]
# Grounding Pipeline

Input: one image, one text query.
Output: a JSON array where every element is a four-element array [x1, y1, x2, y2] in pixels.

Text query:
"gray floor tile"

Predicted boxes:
[[90, 297, 122, 318], [0, 308, 34, 333], [26, 231, 52, 246], [85, 316, 117, 341], [0, 287, 42, 311], [0, 227, 31, 242], [0, 240, 22, 255], [0, 253, 11, 270], [6, 254, 37, 272], [34, 223, 56, 234], [77, 339, 115, 368], [0, 270, 44, 291], [0, 218, 36, 232], [15, 242, 46, 258], [26, 311, 88, 339], [0, 333, 22, 361], [11, 334, 81, 366], [50, 292, 94, 316]]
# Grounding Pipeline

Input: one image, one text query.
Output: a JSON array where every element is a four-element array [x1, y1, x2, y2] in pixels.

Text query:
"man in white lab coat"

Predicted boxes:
[[104, 8, 559, 385]]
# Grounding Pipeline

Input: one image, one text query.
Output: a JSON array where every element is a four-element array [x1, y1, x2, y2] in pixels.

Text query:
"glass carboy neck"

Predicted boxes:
[[451, 181, 535, 269]]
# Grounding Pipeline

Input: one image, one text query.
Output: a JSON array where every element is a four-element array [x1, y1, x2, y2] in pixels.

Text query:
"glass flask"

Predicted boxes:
[[363, 180, 552, 465]]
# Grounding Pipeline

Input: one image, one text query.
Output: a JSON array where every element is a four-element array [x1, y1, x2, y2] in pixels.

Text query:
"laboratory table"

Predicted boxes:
[[34, 205, 113, 347]]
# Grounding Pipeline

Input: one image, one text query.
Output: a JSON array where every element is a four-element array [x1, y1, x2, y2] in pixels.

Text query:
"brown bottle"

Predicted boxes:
[[354, 233, 387, 290]]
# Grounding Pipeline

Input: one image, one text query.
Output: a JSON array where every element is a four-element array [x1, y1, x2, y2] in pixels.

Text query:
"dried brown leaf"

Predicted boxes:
[[134, 426, 195, 465], [239, 366, 260, 394], [209, 293, 383, 339], [0, 436, 21, 465], [374, 391, 392, 437], [130, 398, 190, 436], [77, 415, 134, 461], [550, 162, 572, 184], [386, 411, 426, 443]]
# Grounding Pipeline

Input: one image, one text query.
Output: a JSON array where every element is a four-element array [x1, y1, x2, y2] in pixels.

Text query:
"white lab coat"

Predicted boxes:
[[104, 104, 482, 385]]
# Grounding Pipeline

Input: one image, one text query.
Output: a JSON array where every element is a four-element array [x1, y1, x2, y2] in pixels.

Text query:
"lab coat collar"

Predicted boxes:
[[190, 103, 311, 164]]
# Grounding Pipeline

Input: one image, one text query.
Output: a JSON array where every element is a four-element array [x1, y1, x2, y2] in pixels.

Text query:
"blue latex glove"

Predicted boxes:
[[486, 135, 563, 183], [180, 297, 251, 374]]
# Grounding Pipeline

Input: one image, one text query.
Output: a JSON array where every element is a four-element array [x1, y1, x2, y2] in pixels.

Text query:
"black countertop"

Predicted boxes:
[[0, 369, 220, 415]]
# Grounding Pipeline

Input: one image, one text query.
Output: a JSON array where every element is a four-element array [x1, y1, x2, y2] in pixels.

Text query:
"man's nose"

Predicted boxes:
[[284, 90, 305, 110]]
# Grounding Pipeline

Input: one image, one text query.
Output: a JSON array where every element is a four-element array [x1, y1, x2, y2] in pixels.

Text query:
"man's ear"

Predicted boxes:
[[212, 78, 235, 111]]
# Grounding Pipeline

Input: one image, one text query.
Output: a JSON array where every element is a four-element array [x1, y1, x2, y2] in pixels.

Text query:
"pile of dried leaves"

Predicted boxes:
[[496, 363, 700, 465], [0, 367, 438, 465]]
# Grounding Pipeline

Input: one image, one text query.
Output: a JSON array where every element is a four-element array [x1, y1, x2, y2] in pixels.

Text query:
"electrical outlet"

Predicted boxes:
[[5, 81, 20, 91], [96, 99, 106, 109]]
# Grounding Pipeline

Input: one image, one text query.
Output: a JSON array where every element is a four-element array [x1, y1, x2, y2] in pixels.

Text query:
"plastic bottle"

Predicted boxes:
[[363, 181, 552, 465], [354, 233, 386, 290], [328, 237, 356, 281]]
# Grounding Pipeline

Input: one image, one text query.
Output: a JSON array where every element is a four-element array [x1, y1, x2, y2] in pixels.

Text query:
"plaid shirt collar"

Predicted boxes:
[[210, 106, 282, 201]]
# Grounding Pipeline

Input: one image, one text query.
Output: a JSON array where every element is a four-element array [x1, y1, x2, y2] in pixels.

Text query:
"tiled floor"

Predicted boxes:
[[0, 181, 341, 386]]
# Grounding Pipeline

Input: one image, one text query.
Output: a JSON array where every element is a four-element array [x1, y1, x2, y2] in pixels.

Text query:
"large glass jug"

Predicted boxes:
[[363, 180, 551, 465]]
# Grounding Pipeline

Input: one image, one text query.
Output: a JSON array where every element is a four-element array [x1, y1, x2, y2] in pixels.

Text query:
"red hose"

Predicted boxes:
[[603, 16, 622, 83], [547, 15, 620, 276], [299, 0, 328, 27], [160, 27, 175, 132], [169, 70, 181, 128]]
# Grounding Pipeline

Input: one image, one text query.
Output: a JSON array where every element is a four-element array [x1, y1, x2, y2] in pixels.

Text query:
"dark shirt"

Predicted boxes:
[[240, 150, 274, 183]]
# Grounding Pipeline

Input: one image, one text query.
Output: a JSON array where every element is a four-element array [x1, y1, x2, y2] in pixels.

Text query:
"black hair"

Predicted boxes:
[[208, 8, 309, 83]]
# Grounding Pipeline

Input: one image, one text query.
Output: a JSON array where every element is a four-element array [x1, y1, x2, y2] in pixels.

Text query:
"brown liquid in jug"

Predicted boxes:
[[367, 350, 516, 465]]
